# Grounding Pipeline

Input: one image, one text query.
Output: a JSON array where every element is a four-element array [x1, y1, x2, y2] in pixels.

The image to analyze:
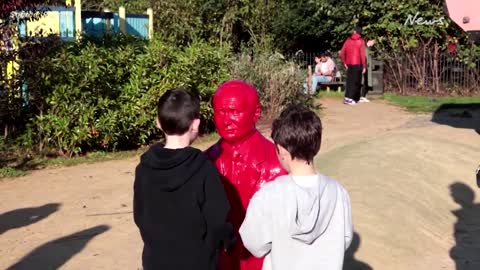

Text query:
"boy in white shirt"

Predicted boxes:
[[239, 104, 353, 270]]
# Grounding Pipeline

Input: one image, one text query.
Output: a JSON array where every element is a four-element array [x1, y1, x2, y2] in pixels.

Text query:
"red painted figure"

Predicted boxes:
[[205, 80, 287, 270]]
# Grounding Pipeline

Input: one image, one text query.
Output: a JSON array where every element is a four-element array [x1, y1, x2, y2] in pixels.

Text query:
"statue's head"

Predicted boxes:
[[212, 80, 261, 143]]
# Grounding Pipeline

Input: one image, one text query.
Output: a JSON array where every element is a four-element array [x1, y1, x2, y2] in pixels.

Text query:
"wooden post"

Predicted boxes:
[[326, 86, 331, 92], [104, 8, 111, 33], [307, 65, 312, 96], [147, 8, 153, 39], [119, 6, 126, 34], [74, 0, 81, 40]]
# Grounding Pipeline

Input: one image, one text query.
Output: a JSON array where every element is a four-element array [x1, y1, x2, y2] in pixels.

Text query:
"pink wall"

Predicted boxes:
[[445, 0, 480, 31]]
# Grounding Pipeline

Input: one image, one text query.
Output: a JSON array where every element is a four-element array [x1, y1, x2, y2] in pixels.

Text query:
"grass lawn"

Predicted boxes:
[[382, 93, 480, 113], [0, 132, 220, 179], [317, 90, 480, 113], [318, 90, 345, 99]]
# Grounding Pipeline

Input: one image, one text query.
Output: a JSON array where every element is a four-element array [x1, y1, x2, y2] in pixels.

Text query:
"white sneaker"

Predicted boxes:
[[343, 98, 356, 105], [359, 97, 370, 103]]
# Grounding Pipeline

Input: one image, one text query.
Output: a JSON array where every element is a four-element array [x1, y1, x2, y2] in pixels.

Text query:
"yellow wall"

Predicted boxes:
[[6, 60, 20, 79], [26, 11, 60, 36]]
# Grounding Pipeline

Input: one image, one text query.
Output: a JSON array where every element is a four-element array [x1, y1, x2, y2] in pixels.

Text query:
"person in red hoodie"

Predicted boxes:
[[340, 26, 367, 105]]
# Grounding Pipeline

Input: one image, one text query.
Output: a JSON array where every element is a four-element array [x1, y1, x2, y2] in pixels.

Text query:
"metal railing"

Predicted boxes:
[[284, 51, 480, 94], [383, 52, 480, 93]]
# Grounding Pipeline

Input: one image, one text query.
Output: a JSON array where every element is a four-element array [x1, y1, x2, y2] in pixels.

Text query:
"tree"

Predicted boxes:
[[1, 0, 64, 139]]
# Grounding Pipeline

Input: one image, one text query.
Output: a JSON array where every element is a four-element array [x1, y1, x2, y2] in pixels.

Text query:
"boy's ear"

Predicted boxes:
[[156, 118, 162, 130], [191, 118, 200, 132], [276, 144, 290, 160]]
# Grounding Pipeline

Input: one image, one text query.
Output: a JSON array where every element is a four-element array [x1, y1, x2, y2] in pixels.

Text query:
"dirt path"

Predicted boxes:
[[1, 97, 479, 270]]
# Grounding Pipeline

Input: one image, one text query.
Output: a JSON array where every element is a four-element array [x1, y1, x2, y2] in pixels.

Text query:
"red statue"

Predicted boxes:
[[205, 80, 287, 270]]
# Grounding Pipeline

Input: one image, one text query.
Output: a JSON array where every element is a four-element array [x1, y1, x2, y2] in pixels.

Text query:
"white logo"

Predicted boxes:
[[405, 12, 445, 26]]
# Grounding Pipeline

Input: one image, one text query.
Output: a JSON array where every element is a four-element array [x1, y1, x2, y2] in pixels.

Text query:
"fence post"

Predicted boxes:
[[74, 0, 82, 40], [119, 6, 126, 34], [104, 8, 111, 33], [147, 8, 153, 39], [307, 65, 313, 96]]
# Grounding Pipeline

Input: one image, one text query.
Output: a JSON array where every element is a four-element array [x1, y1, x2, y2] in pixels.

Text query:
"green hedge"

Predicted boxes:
[[11, 34, 310, 157], [21, 35, 232, 156]]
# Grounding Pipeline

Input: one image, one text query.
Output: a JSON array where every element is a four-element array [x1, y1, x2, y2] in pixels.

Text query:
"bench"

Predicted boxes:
[[320, 81, 345, 92], [310, 69, 346, 93]]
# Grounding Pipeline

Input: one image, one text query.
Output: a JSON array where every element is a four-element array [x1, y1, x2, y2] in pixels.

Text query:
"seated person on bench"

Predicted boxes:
[[305, 53, 336, 94]]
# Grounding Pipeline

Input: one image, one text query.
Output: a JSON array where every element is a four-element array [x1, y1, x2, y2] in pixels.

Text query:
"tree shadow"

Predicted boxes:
[[343, 232, 373, 270], [431, 104, 480, 134], [449, 182, 480, 269], [0, 203, 61, 235], [6, 225, 110, 270]]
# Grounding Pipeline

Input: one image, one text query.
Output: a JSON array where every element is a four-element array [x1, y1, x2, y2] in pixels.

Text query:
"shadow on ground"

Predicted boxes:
[[449, 182, 480, 270], [6, 225, 110, 270], [344, 232, 373, 270], [0, 203, 61, 235], [431, 104, 480, 134]]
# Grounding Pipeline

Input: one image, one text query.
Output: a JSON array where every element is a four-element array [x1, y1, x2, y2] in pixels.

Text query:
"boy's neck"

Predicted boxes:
[[288, 159, 317, 176], [164, 135, 191, 149]]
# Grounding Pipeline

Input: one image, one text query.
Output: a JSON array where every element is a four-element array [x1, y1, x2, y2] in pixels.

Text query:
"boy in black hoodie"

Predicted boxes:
[[133, 88, 232, 270]]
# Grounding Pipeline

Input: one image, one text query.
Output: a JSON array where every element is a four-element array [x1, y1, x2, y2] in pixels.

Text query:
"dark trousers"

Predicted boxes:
[[345, 65, 363, 102], [361, 70, 369, 98]]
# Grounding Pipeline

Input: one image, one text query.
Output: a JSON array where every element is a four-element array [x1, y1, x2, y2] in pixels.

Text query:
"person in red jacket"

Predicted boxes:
[[205, 80, 288, 270], [340, 26, 367, 105]]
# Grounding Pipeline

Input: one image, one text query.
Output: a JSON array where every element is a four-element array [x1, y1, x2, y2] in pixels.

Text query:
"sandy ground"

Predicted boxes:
[[1, 97, 479, 270]]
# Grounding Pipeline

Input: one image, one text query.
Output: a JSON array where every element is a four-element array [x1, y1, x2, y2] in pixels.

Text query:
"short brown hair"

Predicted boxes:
[[271, 104, 322, 162], [157, 88, 200, 135]]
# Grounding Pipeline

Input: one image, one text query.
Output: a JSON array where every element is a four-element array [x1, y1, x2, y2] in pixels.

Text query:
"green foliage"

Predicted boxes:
[[4, 0, 480, 159], [230, 45, 313, 120], [383, 93, 480, 113], [20, 35, 232, 156], [81, 0, 149, 12], [0, 167, 26, 178]]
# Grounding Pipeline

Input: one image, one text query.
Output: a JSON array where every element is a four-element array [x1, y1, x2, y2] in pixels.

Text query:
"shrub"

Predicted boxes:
[[21, 35, 232, 156], [229, 50, 312, 120]]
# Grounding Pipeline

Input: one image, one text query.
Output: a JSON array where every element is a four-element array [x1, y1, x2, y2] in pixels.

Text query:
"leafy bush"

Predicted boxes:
[[21, 35, 232, 156], [9, 33, 312, 158], [229, 49, 312, 120]]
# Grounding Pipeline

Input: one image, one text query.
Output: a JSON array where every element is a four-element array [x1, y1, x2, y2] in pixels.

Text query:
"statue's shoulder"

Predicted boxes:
[[251, 130, 275, 148], [246, 131, 278, 163]]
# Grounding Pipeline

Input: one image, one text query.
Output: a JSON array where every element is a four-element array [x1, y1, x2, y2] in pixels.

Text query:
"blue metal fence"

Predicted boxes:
[[125, 14, 149, 38], [59, 9, 75, 40], [18, 6, 75, 41], [81, 11, 111, 38], [81, 11, 149, 39], [18, 7, 150, 40]]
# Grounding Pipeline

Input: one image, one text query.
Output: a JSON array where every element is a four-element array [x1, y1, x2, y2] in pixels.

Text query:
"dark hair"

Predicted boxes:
[[271, 104, 322, 162], [354, 26, 362, 35], [315, 52, 325, 58], [157, 88, 200, 135]]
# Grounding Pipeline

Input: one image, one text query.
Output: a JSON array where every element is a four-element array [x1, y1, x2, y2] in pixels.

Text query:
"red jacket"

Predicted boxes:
[[340, 33, 367, 69]]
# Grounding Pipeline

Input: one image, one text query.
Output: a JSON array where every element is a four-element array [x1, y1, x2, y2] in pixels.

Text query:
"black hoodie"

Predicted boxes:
[[133, 144, 232, 270]]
